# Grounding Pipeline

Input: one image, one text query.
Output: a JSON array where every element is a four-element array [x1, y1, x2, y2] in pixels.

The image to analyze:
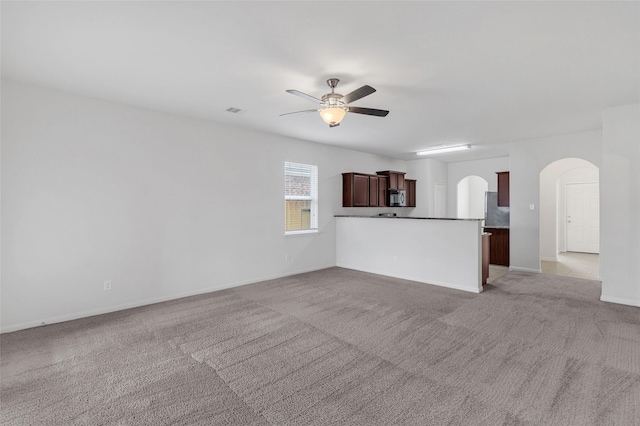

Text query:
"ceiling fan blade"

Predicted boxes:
[[286, 89, 322, 104], [347, 106, 389, 117], [341, 85, 376, 104], [280, 109, 318, 116]]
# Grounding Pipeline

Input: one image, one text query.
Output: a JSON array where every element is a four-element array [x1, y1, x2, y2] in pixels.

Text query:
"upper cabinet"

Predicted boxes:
[[497, 171, 510, 207], [377, 175, 388, 207], [369, 175, 379, 206], [405, 179, 417, 207], [343, 173, 388, 207], [343, 173, 370, 207], [343, 171, 416, 207], [376, 171, 405, 190]]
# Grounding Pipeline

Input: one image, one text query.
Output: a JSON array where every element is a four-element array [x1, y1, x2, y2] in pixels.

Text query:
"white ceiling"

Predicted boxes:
[[2, 1, 639, 162]]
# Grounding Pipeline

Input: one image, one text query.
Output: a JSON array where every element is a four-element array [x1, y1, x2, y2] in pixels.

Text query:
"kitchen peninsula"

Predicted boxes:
[[335, 215, 485, 293]]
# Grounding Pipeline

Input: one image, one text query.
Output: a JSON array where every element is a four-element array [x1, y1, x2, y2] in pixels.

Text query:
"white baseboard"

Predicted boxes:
[[600, 295, 640, 308], [336, 266, 482, 294], [399, 274, 483, 294], [0, 264, 335, 334], [508, 266, 542, 274]]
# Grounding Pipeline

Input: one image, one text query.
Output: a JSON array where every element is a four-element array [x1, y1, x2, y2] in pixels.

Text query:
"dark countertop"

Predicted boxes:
[[483, 226, 510, 229], [335, 215, 483, 221]]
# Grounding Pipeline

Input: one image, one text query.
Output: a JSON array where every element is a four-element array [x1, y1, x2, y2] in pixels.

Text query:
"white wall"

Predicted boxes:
[[1, 80, 407, 332], [509, 130, 602, 273], [601, 103, 640, 307], [539, 159, 599, 261], [447, 157, 510, 218], [336, 217, 483, 293], [457, 176, 488, 219], [457, 179, 470, 217], [405, 158, 448, 217]]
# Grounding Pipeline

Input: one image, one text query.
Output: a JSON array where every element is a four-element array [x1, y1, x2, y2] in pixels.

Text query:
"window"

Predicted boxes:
[[284, 161, 318, 234]]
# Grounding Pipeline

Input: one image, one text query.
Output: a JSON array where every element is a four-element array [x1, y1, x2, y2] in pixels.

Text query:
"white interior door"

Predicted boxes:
[[566, 182, 599, 253], [435, 183, 446, 217]]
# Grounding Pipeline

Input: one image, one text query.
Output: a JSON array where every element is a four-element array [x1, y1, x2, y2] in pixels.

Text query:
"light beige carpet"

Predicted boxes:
[[2, 268, 639, 425]]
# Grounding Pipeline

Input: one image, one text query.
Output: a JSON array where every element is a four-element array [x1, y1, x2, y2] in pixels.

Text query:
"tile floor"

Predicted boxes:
[[487, 252, 600, 283], [487, 265, 509, 283], [541, 252, 600, 280]]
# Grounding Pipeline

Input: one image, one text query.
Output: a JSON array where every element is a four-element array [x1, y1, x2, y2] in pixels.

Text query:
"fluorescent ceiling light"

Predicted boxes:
[[417, 144, 471, 156]]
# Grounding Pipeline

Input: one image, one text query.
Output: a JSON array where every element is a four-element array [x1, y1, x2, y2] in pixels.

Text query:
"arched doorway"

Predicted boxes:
[[457, 176, 488, 219], [539, 158, 599, 278]]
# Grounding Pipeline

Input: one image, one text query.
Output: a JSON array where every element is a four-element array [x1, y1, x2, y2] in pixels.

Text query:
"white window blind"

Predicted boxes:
[[284, 161, 318, 234]]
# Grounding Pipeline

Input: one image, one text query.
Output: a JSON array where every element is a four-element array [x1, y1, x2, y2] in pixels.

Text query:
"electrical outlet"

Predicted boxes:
[[103, 280, 112, 291], [393, 256, 398, 263], [285, 254, 290, 262]]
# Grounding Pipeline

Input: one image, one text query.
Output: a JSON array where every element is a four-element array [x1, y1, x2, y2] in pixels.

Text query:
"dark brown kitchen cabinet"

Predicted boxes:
[[377, 176, 388, 207], [369, 175, 379, 206], [376, 171, 406, 190], [342, 173, 370, 207], [497, 172, 510, 207], [482, 233, 490, 285], [484, 227, 509, 266], [405, 179, 416, 207], [343, 170, 415, 207], [389, 172, 397, 189]]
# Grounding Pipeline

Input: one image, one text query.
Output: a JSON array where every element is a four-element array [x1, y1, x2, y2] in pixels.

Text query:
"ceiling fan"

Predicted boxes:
[[281, 78, 389, 127]]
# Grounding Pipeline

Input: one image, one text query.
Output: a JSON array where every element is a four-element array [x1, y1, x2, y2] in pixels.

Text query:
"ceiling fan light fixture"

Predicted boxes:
[[283, 78, 388, 127], [417, 144, 471, 156], [319, 107, 346, 126]]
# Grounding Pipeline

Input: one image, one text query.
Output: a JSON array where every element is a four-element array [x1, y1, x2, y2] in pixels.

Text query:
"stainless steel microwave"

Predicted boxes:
[[388, 189, 406, 207]]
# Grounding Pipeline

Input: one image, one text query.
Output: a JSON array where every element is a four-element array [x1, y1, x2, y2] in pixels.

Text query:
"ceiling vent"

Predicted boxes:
[[226, 107, 242, 114]]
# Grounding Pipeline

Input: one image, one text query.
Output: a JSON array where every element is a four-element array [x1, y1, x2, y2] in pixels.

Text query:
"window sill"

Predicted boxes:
[[284, 229, 319, 237]]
